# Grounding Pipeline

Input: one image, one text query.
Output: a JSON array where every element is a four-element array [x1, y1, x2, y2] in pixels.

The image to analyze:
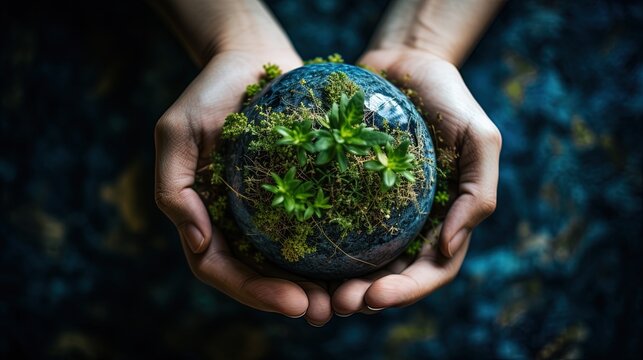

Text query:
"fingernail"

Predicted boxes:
[[366, 305, 386, 312], [306, 319, 325, 327], [182, 224, 204, 253], [448, 228, 470, 257], [334, 312, 352, 318], [285, 311, 306, 319]]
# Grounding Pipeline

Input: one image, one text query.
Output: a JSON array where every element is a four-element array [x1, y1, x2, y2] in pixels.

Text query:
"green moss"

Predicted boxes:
[[263, 63, 282, 81], [207, 196, 227, 222], [405, 236, 423, 256], [210, 153, 225, 185], [304, 53, 344, 65], [244, 64, 283, 101], [323, 71, 359, 104], [434, 191, 449, 206], [221, 113, 248, 140], [245, 83, 262, 99]]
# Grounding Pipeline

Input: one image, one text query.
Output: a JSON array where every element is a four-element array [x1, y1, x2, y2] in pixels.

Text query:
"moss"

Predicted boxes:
[[221, 112, 248, 140], [263, 63, 282, 81], [210, 153, 225, 185], [280, 224, 316, 262], [245, 83, 262, 99], [207, 196, 227, 222], [405, 236, 423, 256], [434, 190, 450, 206], [304, 53, 344, 65], [323, 71, 359, 104], [244, 64, 283, 101]]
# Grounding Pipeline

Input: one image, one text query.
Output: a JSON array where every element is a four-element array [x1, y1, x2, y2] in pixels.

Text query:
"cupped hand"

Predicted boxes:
[[154, 50, 332, 326], [332, 49, 502, 315]]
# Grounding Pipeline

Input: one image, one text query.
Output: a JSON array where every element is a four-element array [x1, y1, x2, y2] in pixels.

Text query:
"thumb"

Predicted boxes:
[[154, 116, 212, 253]]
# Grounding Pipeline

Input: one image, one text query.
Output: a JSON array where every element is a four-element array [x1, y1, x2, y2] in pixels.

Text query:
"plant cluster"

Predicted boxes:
[[261, 167, 331, 221], [260, 90, 419, 223], [245, 63, 283, 100]]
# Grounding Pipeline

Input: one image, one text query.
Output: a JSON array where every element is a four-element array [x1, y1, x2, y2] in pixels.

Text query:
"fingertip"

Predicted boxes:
[[447, 228, 470, 257], [252, 279, 309, 318], [364, 274, 414, 309]]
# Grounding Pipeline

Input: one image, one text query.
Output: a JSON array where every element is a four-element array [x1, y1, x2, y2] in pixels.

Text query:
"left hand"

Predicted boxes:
[[331, 49, 502, 315]]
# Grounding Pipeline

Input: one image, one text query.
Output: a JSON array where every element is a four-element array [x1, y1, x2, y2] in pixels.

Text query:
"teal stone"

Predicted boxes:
[[225, 63, 436, 279]]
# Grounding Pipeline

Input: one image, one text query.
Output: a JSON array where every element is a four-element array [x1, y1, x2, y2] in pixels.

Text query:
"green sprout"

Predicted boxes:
[[261, 167, 331, 221], [274, 120, 316, 166], [315, 90, 392, 172], [364, 140, 417, 190]]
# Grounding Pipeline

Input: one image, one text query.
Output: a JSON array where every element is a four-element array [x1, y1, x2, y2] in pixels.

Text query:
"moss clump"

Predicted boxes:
[[210, 153, 225, 185], [245, 63, 283, 101], [207, 196, 227, 222], [323, 71, 359, 104], [304, 53, 344, 65], [221, 113, 248, 140]]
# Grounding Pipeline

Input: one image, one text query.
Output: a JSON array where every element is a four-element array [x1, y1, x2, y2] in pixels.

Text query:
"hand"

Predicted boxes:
[[154, 50, 333, 326], [331, 49, 501, 315]]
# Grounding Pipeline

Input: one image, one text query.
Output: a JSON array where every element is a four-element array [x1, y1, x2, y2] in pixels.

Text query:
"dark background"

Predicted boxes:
[[1, 0, 641, 358]]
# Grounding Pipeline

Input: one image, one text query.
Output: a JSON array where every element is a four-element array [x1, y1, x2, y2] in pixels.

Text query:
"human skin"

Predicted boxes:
[[153, 0, 503, 325], [331, 0, 504, 315]]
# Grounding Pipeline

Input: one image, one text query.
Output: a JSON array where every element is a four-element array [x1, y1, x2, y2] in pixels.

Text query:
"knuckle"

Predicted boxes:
[[481, 123, 502, 149], [479, 195, 497, 216], [154, 189, 178, 212]]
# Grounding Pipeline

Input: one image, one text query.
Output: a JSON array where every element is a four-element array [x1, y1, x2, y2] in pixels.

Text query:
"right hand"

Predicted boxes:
[[154, 50, 333, 326]]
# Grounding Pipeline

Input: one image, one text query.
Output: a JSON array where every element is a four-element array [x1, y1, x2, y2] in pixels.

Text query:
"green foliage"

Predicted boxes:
[[244, 63, 283, 100], [245, 83, 262, 99], [304, 53, 344, 65], [209, 152, 225, 185], [315, 90, 392, 172], [207, 196, 227, 222], [261, 167, 331, 221], [263, 63, 282, 81], [324, 71, 359, 104], [221, 112, 248, 140], [274, 120, 316, 166], [365, 140, 417, 190], [405, 236, 424, 256], [434, 190, 450, 206]]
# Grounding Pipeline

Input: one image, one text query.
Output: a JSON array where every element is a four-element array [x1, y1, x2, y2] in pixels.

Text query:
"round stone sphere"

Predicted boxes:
[[225, 63, 436, 279]]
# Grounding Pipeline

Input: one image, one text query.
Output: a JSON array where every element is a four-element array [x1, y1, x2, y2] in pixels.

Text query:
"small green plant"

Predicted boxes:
[[315, 90, 392, 172], [304, 53, 344, 65], [261, 167, 332, 221], [221, 113, 248, 140], [365, 140, 417, 190], [274, 119, 316, 166], [245, 63, 283, 100]]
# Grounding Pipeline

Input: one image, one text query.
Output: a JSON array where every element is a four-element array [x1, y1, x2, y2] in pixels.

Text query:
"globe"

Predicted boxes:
[[224, 63, 436, 279]]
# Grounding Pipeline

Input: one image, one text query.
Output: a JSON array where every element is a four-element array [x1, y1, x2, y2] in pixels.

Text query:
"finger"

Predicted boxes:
[[298, 281, 332, 326], [154, 116, 212, 253], [331, 259, 408, 316], [440, 122, 501, 258], [183, 228, 309, 318], [364, 235, 470, 309]]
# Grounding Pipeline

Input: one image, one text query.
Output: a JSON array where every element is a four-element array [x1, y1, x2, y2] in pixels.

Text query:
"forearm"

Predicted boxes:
[[367, 0, 504, 67], [151, 0, 296, 66]]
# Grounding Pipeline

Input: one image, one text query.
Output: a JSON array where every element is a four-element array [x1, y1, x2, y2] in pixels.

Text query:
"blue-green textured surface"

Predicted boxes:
[[226, 63, 436, 279]]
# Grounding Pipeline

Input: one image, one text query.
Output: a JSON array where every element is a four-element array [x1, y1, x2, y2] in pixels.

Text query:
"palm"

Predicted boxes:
[[331, 50, 501, 314]]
